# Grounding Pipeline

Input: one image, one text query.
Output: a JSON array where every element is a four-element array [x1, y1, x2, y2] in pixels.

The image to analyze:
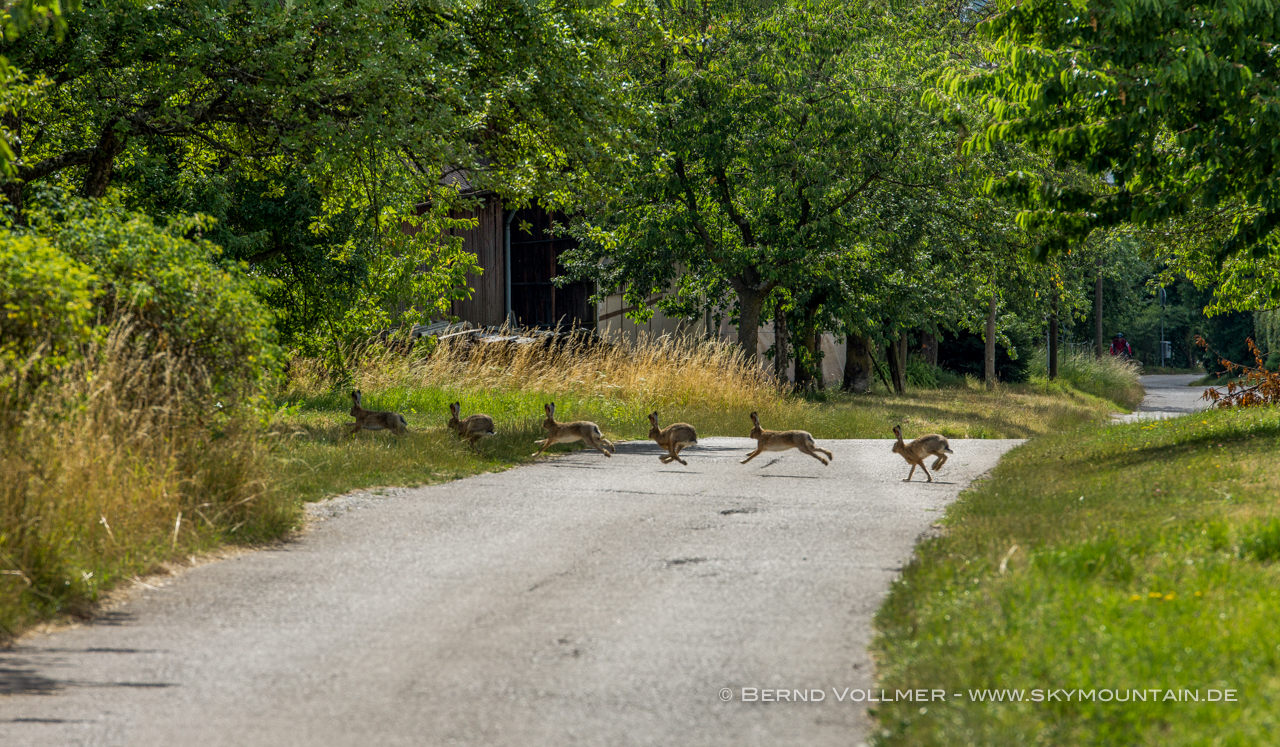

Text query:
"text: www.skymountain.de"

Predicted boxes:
[[725, 688, 1239, 703]]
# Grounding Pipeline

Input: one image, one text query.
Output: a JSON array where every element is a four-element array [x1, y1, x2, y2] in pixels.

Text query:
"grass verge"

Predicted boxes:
[[1, 326, 298, 640], [270, 336, 1130, 503], [871, 405, 1280, 745]]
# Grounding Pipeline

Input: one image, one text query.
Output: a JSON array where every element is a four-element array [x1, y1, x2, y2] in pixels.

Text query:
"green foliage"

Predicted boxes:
[[564, 0, 977, 359], [24, 193, 281, 400], [0, 233, 96, 384], [941, 0, 1280, 310], [1028, 347, 1144, 409]]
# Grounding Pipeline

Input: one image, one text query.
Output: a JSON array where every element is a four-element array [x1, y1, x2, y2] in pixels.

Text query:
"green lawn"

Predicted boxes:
[[871, 405, 1280, 746]]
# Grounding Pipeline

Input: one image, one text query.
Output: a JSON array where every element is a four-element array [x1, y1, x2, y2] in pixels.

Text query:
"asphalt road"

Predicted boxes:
[[1112, 374, 1216, 422], [1, 436, 1021, 747]]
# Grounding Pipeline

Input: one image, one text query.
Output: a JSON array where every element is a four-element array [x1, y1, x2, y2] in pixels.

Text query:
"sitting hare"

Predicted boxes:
[[447, 402, 496, 450], [892, 424, 952, 482], [741, 411, 832, 466], [648, 411, 697, 465], [347, 390, 408, 437], [532, 403, 614, 457]]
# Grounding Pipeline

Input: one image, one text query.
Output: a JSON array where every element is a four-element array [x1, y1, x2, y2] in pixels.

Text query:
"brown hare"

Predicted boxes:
[[648, 411, 698, 465], [892, 424, 952, 482], [532, 403, 614, 457], [741, 411, 833, 466], [447, 402, 496, 451], [347, 390, 408, 437]]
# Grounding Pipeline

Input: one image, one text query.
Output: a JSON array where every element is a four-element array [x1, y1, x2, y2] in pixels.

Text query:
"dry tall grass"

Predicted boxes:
[[0, 324, 297, 640], [285, 330, 802, 435]]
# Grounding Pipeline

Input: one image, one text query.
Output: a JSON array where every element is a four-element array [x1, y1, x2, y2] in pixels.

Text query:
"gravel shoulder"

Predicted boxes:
[[1, 437, 1021, 747]]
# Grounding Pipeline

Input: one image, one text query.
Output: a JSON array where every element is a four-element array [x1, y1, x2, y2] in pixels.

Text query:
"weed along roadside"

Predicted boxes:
[[870, 403, 1280, 745], [2, 331, 1129, 644]]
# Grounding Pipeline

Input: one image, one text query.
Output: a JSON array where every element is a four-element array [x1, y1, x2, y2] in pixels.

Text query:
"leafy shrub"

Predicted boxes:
[[0, 235, 96, 386], [26, 196, 282, 402], [905, 356, 967, 389]]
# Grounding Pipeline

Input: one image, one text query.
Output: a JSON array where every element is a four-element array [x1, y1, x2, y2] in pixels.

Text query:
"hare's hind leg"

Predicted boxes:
[[931, 452, 948, 470], [800, 443, 830, 466], [587, 435, 612, 457], [668, 446, 688, 466], [741, 447, 763, 464]]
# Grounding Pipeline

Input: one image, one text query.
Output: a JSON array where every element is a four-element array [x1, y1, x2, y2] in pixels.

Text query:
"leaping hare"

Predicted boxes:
[[892, 424, 952, 482], [448, 402, 496, 451], [532, 403, 614, 457], [648, 411, 697, 465], [347, 390, 408, 437], [741, 411, 832, 466]]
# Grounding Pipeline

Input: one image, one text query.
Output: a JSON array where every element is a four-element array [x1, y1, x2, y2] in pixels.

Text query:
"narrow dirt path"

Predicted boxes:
[[1, 437, 1021, 746]]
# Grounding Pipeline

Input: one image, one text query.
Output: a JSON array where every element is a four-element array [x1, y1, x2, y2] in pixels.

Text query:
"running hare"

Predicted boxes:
[[741, 411, 833, 466], [347, 390, 408, 437], [648, 411, 697, 465], [892, 424, 952, 482], [532, 403, 614, 457], [447, 402, 495, 450]]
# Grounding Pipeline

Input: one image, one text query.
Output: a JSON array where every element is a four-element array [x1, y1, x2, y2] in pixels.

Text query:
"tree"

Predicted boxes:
[[562, 0, 949, 363], [942, 0, 1280, 280], [4, 0, 629, 349]]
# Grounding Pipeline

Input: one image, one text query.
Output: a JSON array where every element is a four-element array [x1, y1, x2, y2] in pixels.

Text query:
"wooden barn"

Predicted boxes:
[[444, 193, 597, 330], [441, 187, 847, 384]]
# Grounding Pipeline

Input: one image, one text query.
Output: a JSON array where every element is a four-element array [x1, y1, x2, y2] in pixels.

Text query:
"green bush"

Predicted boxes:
[[26, 196, 282, 403], [0, 235, 97, 385]]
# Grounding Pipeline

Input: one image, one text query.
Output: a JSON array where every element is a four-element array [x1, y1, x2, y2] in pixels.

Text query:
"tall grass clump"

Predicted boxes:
[[1029, 348, 1144, 410], [0, 324, 298, 640], [284, 330, 804, 437]]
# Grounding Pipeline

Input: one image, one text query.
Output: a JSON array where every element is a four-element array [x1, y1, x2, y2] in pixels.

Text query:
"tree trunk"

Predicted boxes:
[[885, 335, 906, 394], [920, 329, 938, 367], [82, 119, 128, 199], [1095, 260, 1105, 358], [773, 305, 790, 390], [842, 333, 873, 393], [984, 292, 998, 388], [1049, 292, 1059, 381], [732, 280, 767, 366]]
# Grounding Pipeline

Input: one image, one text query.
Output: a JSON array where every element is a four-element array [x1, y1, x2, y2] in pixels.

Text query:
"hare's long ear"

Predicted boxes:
[[549, 402, 556, 418], [351, 390, 360, 406], [450, 402, 460, 417], [750, 411, 760, 426]]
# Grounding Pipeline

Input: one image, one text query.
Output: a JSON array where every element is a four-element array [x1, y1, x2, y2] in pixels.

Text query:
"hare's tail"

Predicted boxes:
[[944, 446, 954, 453]]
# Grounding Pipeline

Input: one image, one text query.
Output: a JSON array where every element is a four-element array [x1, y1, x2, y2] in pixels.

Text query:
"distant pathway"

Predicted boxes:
[[1, 438, 1021, 747], [1112, 374, 1218, 423]]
